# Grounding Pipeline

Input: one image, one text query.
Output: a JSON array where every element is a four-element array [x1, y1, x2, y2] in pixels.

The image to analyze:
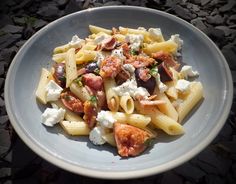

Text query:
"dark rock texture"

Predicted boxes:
[[0, 0, 235, 183]]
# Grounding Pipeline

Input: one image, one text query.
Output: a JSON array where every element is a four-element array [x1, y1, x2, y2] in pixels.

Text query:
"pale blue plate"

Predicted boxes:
[[5, 6, 233, 179]]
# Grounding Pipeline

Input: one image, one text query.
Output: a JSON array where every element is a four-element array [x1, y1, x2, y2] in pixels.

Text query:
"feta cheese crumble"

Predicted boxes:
[[111, 48, 125, 60], [95, 52, 105, 67], [175, 79, 191, 92], [45, 80, 63, 102], [96, 111, 116, 128], [170, 34, 183, 50], [112, 78, 150, 98], [125, 34, 144, 51], [89, 126, 106, 145], [94, 33, 111, 45], [180, 65, 199, 79], [123, 64, 135, 75], [41, 108, 65, 127], [68, 35, 85, 49]]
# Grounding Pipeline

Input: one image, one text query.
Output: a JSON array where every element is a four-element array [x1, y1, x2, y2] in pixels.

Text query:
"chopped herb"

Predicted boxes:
[[94, 68, 100, 74], [64, 95, 71, 101], [74, 76, 83, 87], [150, 66, 158, 77], [130, 49, 138, 55], [144, 138, 155, 147], [90, 95, 97, 104]]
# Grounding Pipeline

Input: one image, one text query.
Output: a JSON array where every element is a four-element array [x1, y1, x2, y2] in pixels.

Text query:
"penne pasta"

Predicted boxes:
[[102, 132, 116, 147], [143, 39, 178, 55], [119, 95, 134, 114], [104, 78, 120, 112], [60, 120, 90, 136], [70, 82, 91, 102], [65, 48, 77, 88], [135, 102, 184, 135], [176, 82, 203, 123], [76, 50, 97, 64], [35, 68, 52, 104], [89, 25, 112, 35], [155, 88, 179, 122]]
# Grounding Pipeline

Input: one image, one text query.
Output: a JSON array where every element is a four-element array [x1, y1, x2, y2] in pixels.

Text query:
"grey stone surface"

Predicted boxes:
[[1, 25, 23, 34]]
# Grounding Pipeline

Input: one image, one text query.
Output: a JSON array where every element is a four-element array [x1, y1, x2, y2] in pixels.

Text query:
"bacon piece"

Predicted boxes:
[[60, 91, 83, 113], [152, 51, 180, 70], [125, 55, 155, 68], [96, 90, 107, 109], [99, 56, 122, 78], [121, 43, 131, 58], [83, 101, 97, 128], [77, 67, 86, 76], [114, 123, 154, 157], [82, 73, 103, 91], [102, 37, 116, 51], [115, 66, 131, 85]]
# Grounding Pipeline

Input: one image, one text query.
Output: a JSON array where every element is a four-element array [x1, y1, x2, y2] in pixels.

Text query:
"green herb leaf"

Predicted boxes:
[[144, 138, 155, 147], [74, 76, 83, 87], [90, 95, 97, 104], [150, 66, 158, 77], [130, 49, 138, 55], [94, 68, 100, 75]]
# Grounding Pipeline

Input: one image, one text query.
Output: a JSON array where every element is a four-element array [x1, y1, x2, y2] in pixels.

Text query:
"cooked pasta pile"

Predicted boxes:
[[36, 25, 203, 157]]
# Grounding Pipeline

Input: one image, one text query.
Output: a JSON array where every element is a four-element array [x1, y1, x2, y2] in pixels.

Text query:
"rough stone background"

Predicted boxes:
[[0, 0, 236, 183]]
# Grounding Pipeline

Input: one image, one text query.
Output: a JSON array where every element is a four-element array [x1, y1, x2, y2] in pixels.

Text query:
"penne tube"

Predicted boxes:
[[120, 95, 134, 114], [89, 25, 112, 35], [52, 53, 66, 63], [35, 68, 52, 104], [104, 78, 120, 112], [102, 132, 116, 147], [143, 39, 178, 55], [70, 82, 91, 102], [76, 50, 97, 64], [105, 111, 151, 129], [135, 102, 184, 135], [65, 48, 77, 88], [53, 44, 70, 54], [155, 88, 179, 122], [176, 82, 204, 123], [60, 121, 90, 136]]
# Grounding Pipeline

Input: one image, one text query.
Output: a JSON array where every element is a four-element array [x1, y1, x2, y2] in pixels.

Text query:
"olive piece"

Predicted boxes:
[[53, 63, 66, 88], [135, 68, 156, 95], [85, 62, 99, 73]]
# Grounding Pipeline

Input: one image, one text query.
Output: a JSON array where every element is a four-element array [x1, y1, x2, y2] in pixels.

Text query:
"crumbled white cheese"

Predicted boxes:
[[125, 34, 144, 51], [45, 80, 63, 102], [175, 79, 190, 92], [94, 33, 111, 45], [95, 52, 105, 67], [180, 65, 199, 79], [123, 64, 135, 74], [170, 34, 183, 50], [41, 108, 65, 127], [111, 48, 125, 60], [96, 110, 116, 128], [113, 78, 150, 98], [89, 126, 106, 145], [148, 28, 163, 40], [68, 35, 85, 49], [156, 74, 168, 93]]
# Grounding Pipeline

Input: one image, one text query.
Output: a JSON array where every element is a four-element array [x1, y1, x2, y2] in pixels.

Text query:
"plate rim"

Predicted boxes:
[[4, 5, 233, 179]]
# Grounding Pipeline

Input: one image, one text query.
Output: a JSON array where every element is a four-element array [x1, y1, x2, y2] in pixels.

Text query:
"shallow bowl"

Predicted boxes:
[[5, 6, 233, 179]]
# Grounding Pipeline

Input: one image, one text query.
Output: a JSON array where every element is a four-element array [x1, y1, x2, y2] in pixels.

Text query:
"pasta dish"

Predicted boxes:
[[35, 25, 203, 157]]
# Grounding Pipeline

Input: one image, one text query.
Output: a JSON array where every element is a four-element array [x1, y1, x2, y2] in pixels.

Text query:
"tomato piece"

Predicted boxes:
[[61, 91, 83, 113], [114, 123, 153, 157]]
